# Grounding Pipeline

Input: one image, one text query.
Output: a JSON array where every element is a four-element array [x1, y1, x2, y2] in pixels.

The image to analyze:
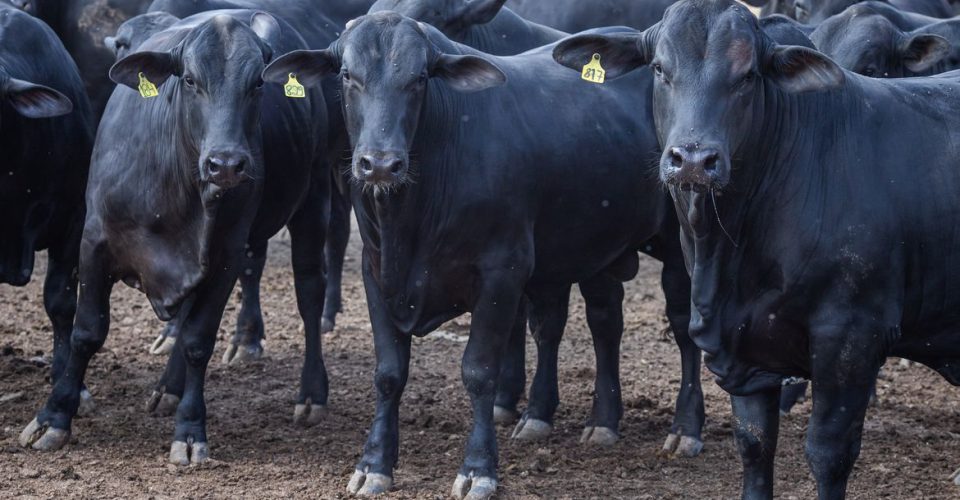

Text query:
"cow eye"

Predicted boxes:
[[418, 72, 428, 84], [862, 67, 876, 78], [652, 63, 663, 77], [740, 72, 755, 86], [255, 78, 264, 89], [183, 75, 196, 88], [341, 69, 351, 82]]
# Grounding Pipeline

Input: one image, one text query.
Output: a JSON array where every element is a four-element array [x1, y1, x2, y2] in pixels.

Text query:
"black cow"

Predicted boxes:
[[554, 0, 960, 497], [364, 0, 712, 454], [5, 0, 155, 118], [149, 0, 374, 30], [507, 0, 676, 31], [104, 11, 180, 60], [772, 0, 952, 24], [811, 2, 960, 76], [0, 3, 94, 412], [263, 11, 705, 497], [20, 10, 332, 463]]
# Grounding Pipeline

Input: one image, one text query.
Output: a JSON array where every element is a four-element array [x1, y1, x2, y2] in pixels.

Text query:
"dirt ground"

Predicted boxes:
[[1, 229, 958, 499]]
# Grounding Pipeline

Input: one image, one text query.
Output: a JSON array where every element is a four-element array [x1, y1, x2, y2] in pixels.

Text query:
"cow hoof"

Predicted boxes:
[[511, 417, 552, 441], [950, 466, 960, 485], [661, 433, 703, 458], [19, 418, 70, 451], [452, 474, 497, 500], [145, 391, 180, 416], [169, 440, 209, 465], [148, 334, 176, 356], [321, 317, 335, 334], [293, 400, 327, 427], [493, 405, 519, 425], [347, 469, 392, 495], [580, 426, 619, 446], [76, 389, 96, 417], [221, 343, 264, 366]]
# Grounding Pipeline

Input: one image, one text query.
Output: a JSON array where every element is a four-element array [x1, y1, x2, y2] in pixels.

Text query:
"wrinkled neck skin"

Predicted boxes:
[[674, 81, 860, 393]]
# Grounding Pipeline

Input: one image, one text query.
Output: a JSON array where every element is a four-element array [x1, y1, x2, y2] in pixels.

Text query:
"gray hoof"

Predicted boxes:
[[145, 391, 180, 416], [661, 433, 703, 458], [951, 466, 960, 485], [493, 405, 519, 425], [149, 334, 176, 356], [347, 469, 392, 495], [452, 473, 497, 500], [321, 317, 335, 334], [293, 399, 328, 427], [221, 342, 264, 366], [580, 426, 619, 446], [76, 388, 96, 417], [19, 418, 71, 451], [511, 416, 552, 441], [169, 440, 209, 465]]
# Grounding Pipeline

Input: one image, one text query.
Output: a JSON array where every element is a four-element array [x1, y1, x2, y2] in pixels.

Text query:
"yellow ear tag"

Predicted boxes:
[[284, 73, 306, 98], [138, 72, 159, 98], [581, 53, 605, 84]]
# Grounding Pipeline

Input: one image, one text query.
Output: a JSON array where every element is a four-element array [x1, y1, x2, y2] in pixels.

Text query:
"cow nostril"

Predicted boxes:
[[704, 154, 718, 171], [669, 148, 684, 168], [359, 157, 373, 172], [389, 160, 403, 174], [234, 161, 245, 174], [207, 161, 220, 175]]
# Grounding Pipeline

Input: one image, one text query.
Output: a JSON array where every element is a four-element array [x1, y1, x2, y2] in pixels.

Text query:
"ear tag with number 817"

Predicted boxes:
[[581, 53, 605, 84], [284, 73, 306, 98], [138, 72, 159, 98]]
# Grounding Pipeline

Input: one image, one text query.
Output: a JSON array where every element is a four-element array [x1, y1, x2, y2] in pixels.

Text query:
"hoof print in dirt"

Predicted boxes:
[[452, 474, 497, 500], [511, 416, 551, 441], [580, 426, 619, 446], [493, 405, 519, 425], [347, 470, 392, 496], [19, 418, 70, 451], [661, 433, 703, 458], [221, 343, 264, 366], [293, 400, 327, 427], [169, 440, 209, 466]]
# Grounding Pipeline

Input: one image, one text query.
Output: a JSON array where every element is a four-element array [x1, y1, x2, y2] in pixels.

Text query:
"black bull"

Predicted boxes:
[[554, 0, 960, 497]]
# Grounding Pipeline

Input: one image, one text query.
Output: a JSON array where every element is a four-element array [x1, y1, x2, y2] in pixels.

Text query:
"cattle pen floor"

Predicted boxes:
[[1, 229, 958, 499]]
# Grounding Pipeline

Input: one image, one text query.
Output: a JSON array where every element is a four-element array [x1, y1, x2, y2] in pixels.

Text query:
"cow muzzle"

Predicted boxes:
[[201, 151, 251, 189], [660, 144, 729, 193], [354, 151, 408, 189]]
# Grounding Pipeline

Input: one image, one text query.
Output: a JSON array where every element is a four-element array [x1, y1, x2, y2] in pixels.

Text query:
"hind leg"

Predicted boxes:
[[577, 275, 624, 446], [222, 239, 268, 365], [493, 298, 527, 425], [322, 180, 351, 333]]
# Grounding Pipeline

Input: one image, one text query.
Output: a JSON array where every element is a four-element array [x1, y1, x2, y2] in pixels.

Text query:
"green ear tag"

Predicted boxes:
[[581, 54, 606, 84], [284, 73, 306, 98], [138, 72, 159, 98]]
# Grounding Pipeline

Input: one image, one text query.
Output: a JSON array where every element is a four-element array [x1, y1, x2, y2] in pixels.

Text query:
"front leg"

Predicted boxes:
[[731, 387, 781, 500], [453, 277, 525, 500], [347, 257, 411, 496]]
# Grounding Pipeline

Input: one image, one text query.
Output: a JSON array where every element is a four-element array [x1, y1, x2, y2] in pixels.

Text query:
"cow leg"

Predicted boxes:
[[779, 381, 808, 415], [168, 273, 238, 465], [511, 285, 570, 441], [731, 387, 781, 500], [146, 324, 187, 417], [493, 298, 527, 425], [222, 239, 267, 365], [660, 259, 705, 457], [288, 183, 330, 427], [322, 182, 351, 333], [577, 274, 624, 446], [346, 258, 411, 496], [452, 279, 523, 500], [21, 243, 113, 451]]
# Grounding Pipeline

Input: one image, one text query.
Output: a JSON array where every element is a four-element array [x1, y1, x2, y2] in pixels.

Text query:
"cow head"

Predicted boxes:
[[554, 0, 844, 194], [811, 8, 952, 77], [109, 13, 280, 191], [263, 12, 505, 191], [106, 12, 181, 60], [368, 0, 508, 39], [792, 0, 859, 24]]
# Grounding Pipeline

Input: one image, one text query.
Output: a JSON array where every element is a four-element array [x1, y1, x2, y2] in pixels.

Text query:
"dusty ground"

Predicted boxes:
[[1, 229, 958, 499]]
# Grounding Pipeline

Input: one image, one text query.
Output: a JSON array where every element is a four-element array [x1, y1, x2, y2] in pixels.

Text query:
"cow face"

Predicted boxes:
[[554, 0, 844, 193], [263, 12, 505, 191], [110, 13, 279, 191], [106, 12, 181, 60], [812, 11, 951, 77], [368, 0, 507, 38]]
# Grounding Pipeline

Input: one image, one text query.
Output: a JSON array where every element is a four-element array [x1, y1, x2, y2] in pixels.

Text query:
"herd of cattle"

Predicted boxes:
[[2, 0, 960, 498]]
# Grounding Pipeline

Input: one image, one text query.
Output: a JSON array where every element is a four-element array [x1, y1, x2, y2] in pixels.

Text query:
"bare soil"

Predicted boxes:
[[1, 230, 958, 499]]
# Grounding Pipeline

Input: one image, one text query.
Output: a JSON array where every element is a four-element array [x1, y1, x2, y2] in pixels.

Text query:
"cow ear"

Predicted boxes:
[[553, 32, 647, 81], [900, 33, 950, 73], [767, 45, 844, 93], [459, 0, 507, 26], [263, 49, 339, 88], [2, 78, 73, 118], [109, 51, 179, 91], [250, 12, 281, 43], [432, 54, 506, 92]]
